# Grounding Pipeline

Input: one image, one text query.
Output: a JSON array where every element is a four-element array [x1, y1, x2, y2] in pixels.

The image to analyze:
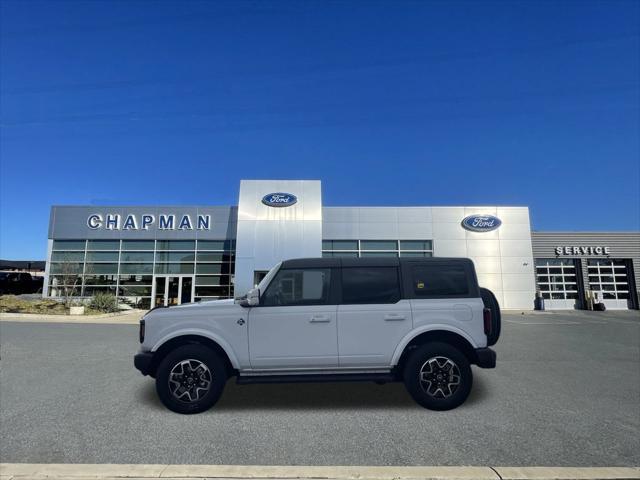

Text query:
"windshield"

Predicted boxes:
[[256, 262, 281, 293]]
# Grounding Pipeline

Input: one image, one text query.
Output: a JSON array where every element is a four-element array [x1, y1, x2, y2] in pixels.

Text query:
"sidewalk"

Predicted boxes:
[[1, 464, 639, 480], [0, 309, 144, 324]]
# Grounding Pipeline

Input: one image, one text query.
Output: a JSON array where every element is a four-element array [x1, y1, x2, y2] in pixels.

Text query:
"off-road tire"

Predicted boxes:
[[155, 344, 227, 414], [403, 342, 473, 411]]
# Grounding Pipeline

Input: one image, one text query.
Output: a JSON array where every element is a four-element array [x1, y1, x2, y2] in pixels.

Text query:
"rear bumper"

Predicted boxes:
[[474, 347, 496, 368], [134, 351, 154, 376]]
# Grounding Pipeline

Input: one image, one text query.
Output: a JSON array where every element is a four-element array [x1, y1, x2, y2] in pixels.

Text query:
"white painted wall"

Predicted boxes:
[[234, 180, 322, 296]]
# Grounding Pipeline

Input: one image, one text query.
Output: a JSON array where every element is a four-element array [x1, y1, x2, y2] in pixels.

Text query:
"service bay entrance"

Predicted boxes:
[[153, 275, 194, 307]]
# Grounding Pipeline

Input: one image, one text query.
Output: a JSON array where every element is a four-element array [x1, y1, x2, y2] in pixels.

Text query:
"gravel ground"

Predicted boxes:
[[0, 310, 638, 466]]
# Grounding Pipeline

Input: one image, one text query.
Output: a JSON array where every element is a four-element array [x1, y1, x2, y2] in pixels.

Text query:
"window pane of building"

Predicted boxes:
[[197, 240, 234, 251], [86, 252, 119, 262], [84, 275, 117, 285], [196, 252, 229, 262], [49, 275, 82, 286], [85, 263, 118, 274], [87, 240, 119, 250], [400, 240, 433, 251], [121, 240, 155, 250], [119, 275, 153, 285], [361, 252, 398, 257], [118, 285, 153, 296], [195, 275, 229, 286], [400, 252, 433, 257], [84, 286, 117, 296], [155, 263, 195, 274], [360, 240, 397, 251], [196, 263, 231, 274], [51, 251, 85, 262], [156, 252, 195, 262], [195, 286, 230, 297], [332, 240, 358, 250], [120, 251, 154, 263], [52, 240, 86, 250], [50, 262, 83, 274], [119, 263, 154, 274], [341, 267, 400, 304], [156, 240, 195, 250]]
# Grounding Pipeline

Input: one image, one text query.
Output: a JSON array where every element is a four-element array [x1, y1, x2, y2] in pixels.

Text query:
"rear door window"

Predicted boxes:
[[410, 263, 470, 298], [341, 267, 401, 304]]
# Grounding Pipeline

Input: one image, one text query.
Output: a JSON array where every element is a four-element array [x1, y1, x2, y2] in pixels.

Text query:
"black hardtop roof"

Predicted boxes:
[[280, 257, 475, 269]]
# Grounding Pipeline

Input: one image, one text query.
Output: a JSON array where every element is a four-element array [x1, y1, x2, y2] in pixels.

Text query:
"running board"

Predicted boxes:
[[236, 372, 397, 385]]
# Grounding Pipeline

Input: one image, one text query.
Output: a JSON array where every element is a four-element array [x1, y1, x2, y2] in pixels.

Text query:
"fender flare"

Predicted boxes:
[[151, 328, 241, 369], [391, 324, 479, 366]]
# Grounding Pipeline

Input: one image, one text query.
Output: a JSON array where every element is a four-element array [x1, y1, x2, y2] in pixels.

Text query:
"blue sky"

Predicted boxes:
[[1, 0, 638, 260]]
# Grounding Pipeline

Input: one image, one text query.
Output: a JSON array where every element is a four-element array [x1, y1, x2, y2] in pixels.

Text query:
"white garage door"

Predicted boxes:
[[588, 259, 631, 310], [536, 259, 579, 310]]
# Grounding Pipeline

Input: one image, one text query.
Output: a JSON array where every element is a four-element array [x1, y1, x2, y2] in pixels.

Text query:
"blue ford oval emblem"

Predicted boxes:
[[461, 214, 502, 232], [261, 192, 298, 207]]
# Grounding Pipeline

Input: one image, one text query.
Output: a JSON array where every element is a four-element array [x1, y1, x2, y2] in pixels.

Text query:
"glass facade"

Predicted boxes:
[[48, 239, 235, 308], [322, 239, 433, 258]]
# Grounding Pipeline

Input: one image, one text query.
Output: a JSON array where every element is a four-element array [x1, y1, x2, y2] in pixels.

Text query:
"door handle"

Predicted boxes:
[[384, 314, 406, 321], [310, 315, 331, 323]]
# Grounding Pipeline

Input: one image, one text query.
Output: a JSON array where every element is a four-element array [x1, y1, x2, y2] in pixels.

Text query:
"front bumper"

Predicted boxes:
[[474, 347, 496, 368], [134, 351, 154, 376]]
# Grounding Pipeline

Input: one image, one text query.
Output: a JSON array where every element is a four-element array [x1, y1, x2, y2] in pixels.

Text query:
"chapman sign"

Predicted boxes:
[[555, 246, 611, 256], [87, 213, 211, 231]]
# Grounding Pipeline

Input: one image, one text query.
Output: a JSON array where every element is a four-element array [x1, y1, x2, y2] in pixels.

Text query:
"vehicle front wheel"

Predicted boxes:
[[403, 342, 472, 411], [155, 344, 227, 414]]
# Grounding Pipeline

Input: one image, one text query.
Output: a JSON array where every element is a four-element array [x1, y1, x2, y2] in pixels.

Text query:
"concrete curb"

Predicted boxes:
[[1, 464, 638, 480], [0, 310, 143, 324]]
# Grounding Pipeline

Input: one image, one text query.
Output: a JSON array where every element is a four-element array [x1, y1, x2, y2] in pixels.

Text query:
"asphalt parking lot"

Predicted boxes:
[[0, 311, 638, 466]]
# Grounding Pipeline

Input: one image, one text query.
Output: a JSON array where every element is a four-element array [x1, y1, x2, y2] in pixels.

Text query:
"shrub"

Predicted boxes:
[[89, 293, 119, 313]]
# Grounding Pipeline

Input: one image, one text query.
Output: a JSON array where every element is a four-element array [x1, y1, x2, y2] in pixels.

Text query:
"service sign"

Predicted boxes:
[[555, 246, 611, 256], [261, 193, 298, 207], [461, 214, 502, 232]]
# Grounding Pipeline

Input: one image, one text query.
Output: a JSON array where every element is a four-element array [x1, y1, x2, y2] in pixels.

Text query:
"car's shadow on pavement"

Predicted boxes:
[[136, 377, 487, 411]]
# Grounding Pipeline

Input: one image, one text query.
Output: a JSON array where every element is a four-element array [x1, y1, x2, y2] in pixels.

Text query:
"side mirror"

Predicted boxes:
[[247, 287, 260, 307]]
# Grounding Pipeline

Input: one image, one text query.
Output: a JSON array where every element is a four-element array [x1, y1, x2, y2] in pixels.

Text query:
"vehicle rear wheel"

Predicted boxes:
[[403, 342, 472, 411], [155, 344, 227, 414]]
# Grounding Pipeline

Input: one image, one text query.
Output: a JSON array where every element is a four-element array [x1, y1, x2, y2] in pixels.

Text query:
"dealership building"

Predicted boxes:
[[44, 180, 640, 311]]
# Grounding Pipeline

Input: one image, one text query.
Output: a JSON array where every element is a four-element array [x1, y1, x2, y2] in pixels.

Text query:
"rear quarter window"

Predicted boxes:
[[408, 263, 471, 298]]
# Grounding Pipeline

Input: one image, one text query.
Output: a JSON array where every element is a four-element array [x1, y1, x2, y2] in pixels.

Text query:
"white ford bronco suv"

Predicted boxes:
[[135, 257, 500, 414]]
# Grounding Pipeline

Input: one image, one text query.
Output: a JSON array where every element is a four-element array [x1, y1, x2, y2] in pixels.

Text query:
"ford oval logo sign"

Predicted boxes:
[[261, 192, 298, 207], [461, 214, 502, 232]]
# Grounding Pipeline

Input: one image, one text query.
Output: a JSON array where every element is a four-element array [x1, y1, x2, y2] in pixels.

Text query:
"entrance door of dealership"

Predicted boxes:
[[153, 275, 194, 307]]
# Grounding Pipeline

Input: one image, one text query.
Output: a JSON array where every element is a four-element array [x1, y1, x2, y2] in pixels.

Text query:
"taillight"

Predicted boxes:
[[139, 319, 145, 343], [483, 308, 492, 336]]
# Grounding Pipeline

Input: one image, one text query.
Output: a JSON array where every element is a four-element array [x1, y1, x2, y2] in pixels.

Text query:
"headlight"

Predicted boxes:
[[139, 319, 145, 343]]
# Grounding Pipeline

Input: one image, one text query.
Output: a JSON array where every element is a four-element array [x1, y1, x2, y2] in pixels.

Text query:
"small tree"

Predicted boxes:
[[53, 254, 83, 308]]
